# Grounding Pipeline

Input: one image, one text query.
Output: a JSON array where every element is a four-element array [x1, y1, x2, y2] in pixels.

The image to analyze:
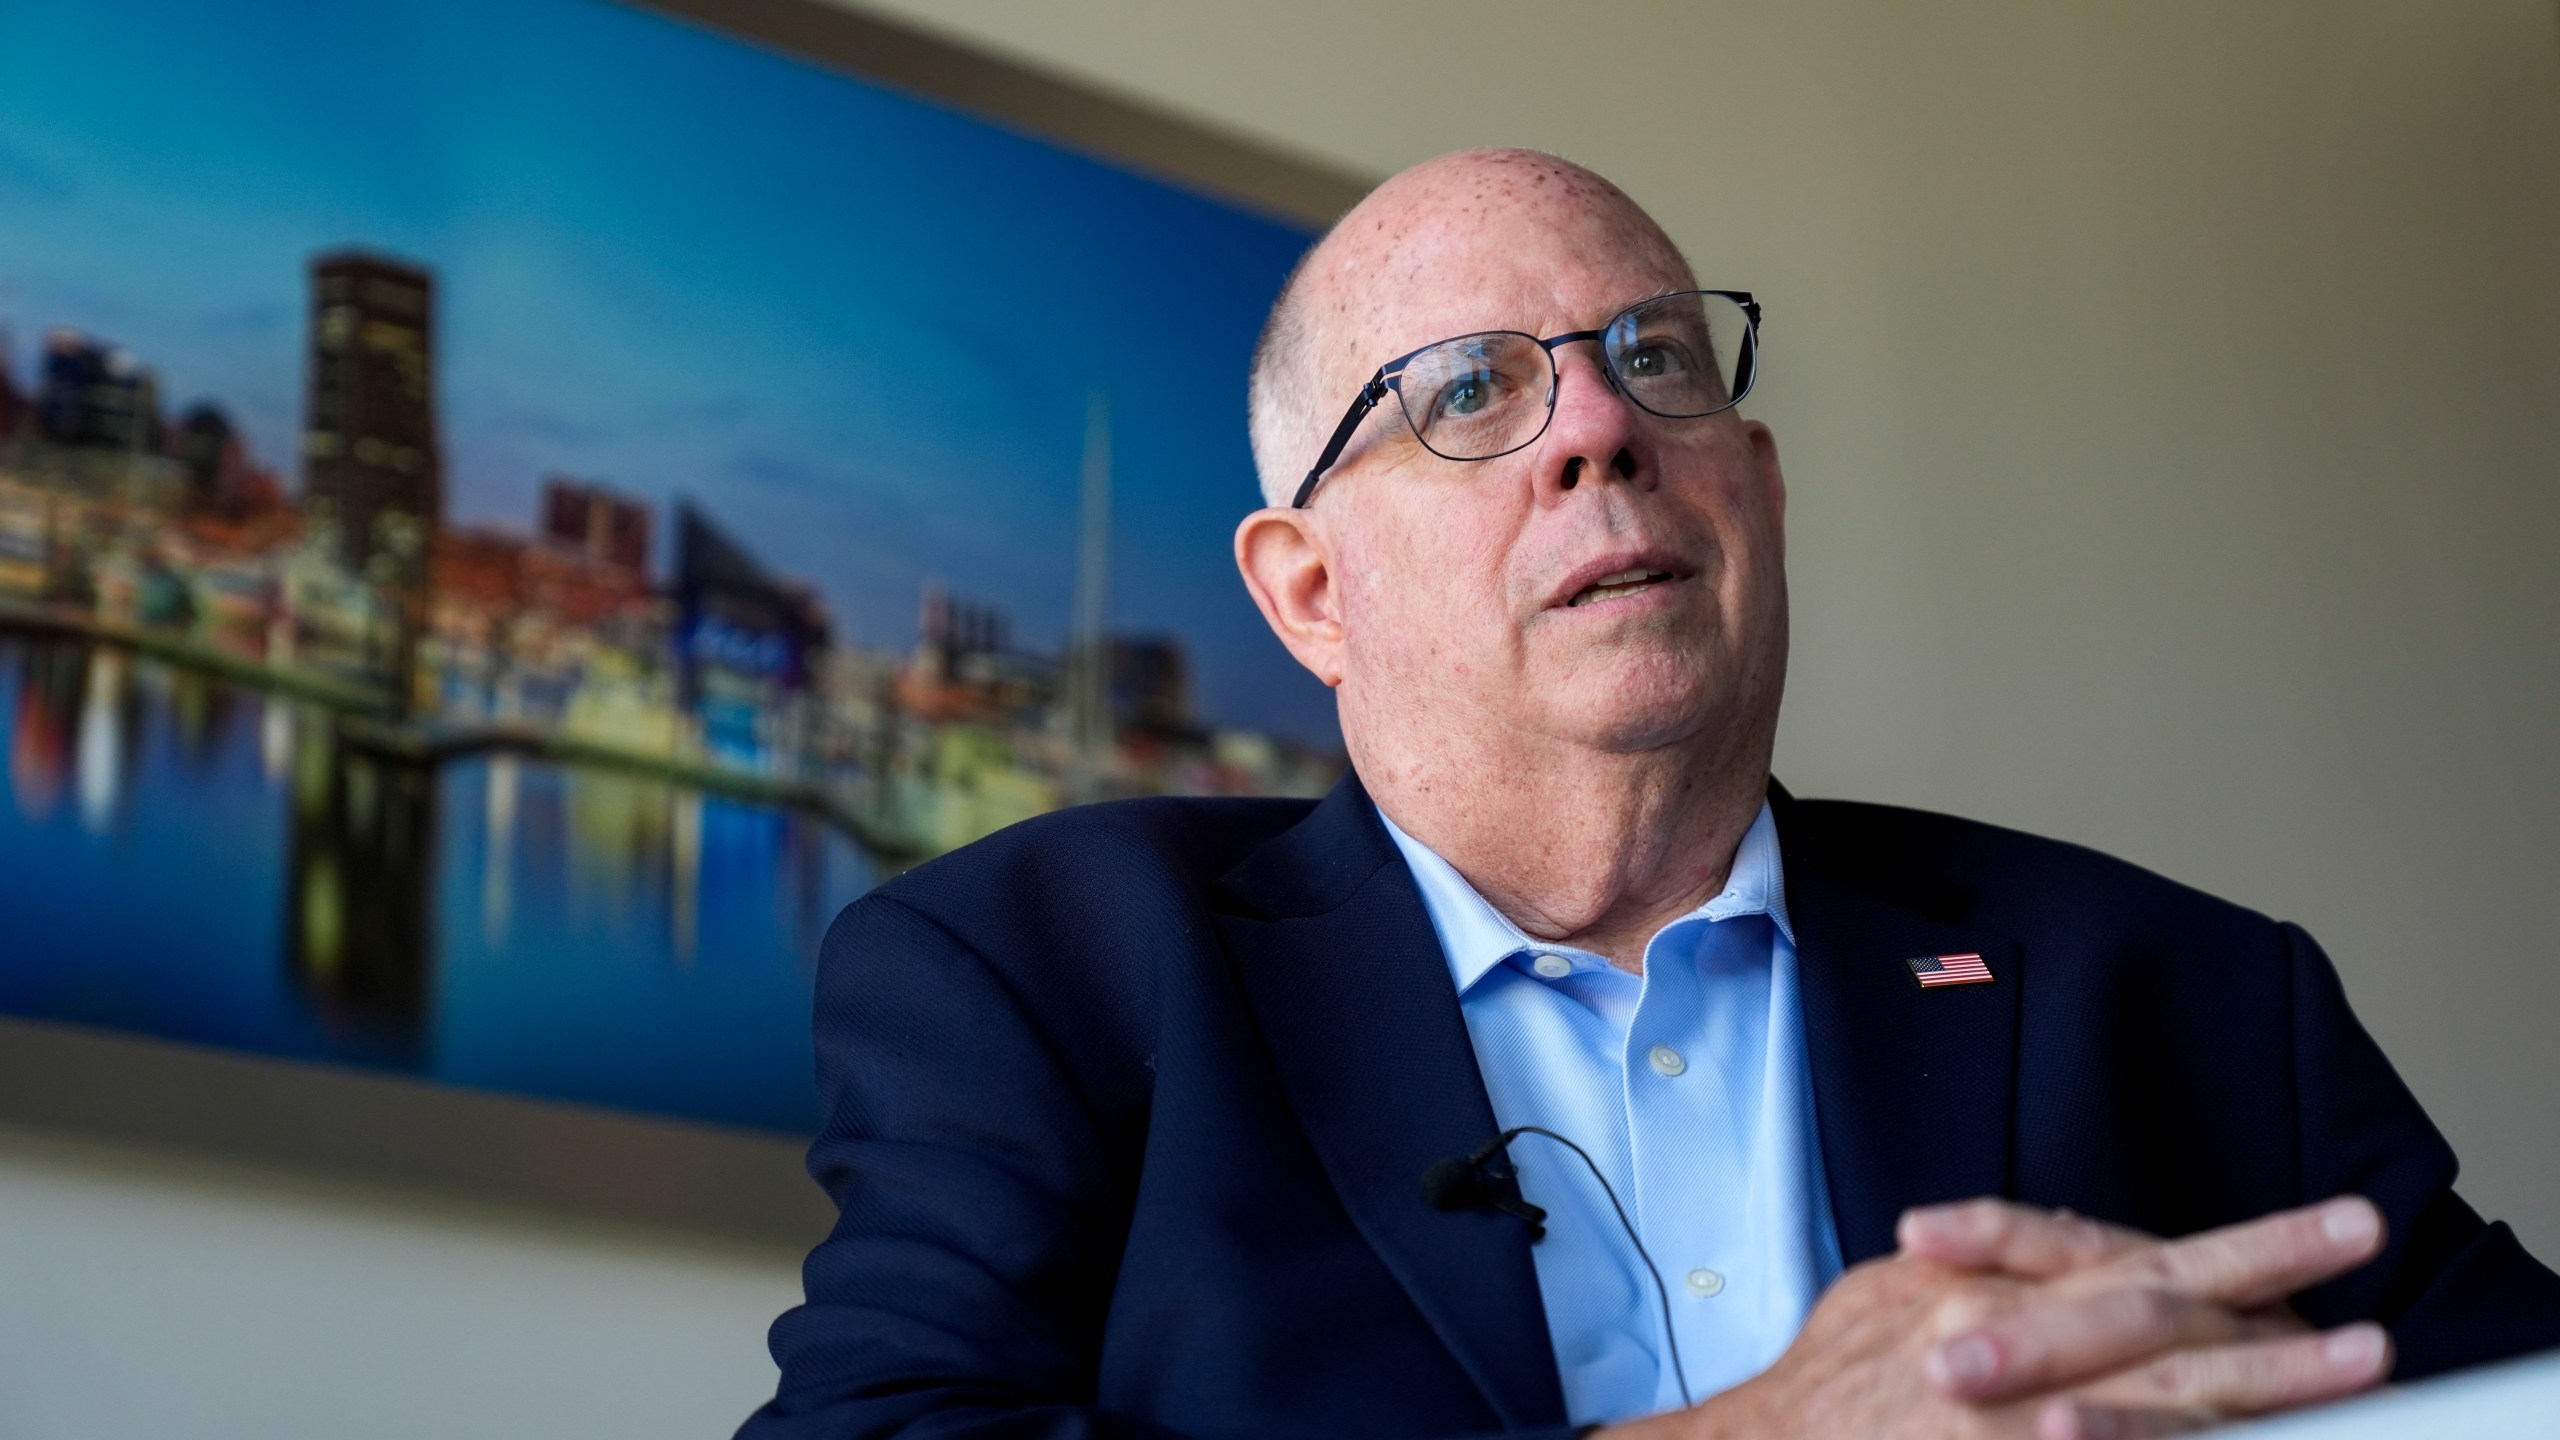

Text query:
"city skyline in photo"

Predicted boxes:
[[0, 0, 1336, 745], [0, 0, 1346, 1134]]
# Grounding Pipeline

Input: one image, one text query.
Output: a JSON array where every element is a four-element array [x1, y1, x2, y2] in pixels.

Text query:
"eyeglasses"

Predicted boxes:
[[1289, 289, 1762, 508]]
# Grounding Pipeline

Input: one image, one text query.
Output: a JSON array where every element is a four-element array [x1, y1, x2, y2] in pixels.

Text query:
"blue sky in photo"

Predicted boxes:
[[0, 0, 1337, 743]]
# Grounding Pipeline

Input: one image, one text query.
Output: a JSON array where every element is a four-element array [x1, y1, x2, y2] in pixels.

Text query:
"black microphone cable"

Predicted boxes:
[[1422, 1124, 1694, 1410]]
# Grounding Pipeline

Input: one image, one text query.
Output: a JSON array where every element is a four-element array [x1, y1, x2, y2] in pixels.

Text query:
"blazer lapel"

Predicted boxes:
[[1215, 773, 1567, 1431], [1775, 788, 2024, 1266]]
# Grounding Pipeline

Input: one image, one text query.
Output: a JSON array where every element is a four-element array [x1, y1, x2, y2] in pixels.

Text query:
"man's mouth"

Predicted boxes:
[[1566, 567, 1677, 608]]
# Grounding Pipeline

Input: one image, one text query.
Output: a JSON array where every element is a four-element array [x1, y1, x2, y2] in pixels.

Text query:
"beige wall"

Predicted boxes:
[[831, 0, 2560, 1247], [0, 1123, 798, 1439]]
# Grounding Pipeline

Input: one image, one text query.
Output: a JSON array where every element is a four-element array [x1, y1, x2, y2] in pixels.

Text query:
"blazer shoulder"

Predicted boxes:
[[813, 796, 1320, 1083], [1782, 794, 2282, 946], [866, 793, 1319, 937]]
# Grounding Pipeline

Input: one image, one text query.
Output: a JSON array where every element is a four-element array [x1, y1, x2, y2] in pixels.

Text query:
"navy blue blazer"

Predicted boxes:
[[740, 775, 2560, 1439]]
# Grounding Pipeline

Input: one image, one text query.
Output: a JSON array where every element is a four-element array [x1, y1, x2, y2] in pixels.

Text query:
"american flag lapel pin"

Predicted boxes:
[[1906, 952, 1994, 988]]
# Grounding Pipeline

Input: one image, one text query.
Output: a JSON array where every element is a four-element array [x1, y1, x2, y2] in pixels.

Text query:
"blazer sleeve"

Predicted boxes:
[[736, 890, 1183, 1440], [2281, 921, 2560, 1378], [738, 891, 1589, 1440]]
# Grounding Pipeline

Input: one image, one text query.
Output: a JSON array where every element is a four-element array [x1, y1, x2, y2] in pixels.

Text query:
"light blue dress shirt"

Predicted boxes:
[[1379, 801, 1843, 1427]]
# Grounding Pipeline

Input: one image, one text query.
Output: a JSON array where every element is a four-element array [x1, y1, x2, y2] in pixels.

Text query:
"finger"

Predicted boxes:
[[1924, 1287, 2251, 1402], [1898, 1199, 2151, 1278], [2076, 1197, 2385, 1311], [2077, 1322, 2393, 1418]]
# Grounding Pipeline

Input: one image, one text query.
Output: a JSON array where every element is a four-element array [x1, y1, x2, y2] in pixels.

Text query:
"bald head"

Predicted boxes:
[[1247, 149, 1696, 507]]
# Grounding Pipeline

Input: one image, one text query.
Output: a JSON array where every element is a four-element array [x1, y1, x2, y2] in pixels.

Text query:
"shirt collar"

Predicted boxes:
[[1378, 799, 1793, 997]]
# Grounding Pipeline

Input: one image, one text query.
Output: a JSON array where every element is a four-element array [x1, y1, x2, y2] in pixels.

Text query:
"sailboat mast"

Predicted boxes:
[[1067, 385, 1112, 767]]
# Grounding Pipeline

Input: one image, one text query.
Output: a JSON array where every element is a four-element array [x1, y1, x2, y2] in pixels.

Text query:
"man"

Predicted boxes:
[[740, 150, 2560, 1439]]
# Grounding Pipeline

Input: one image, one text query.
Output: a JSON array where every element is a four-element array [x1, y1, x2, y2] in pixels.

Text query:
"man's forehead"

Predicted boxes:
[[1301, 150, 1693, 371]]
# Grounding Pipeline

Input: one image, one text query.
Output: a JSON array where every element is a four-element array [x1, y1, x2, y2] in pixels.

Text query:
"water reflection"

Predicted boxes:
[[0, 635, 875, 1131], [76, 648, 126, 833], [286, 718, 435, 1065]]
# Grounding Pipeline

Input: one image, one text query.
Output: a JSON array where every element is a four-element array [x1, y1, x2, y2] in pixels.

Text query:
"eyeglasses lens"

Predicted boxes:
[[1604, 292, 1752, 420], [1392, 334, 1556, 462], [1388, 293, 1755, 463]]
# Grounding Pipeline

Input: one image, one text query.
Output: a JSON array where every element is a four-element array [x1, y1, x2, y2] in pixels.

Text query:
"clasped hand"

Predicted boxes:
[[1613, 1196, 2392, 1440]]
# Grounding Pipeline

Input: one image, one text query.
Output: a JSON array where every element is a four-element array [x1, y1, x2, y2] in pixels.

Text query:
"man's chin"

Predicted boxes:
[[1539, 667, 1727, 754]]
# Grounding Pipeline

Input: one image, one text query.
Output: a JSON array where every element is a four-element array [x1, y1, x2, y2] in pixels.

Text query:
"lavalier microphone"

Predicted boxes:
[[1420, 1135, 1552, 1239], [1421, 1124, 1695, 1409]]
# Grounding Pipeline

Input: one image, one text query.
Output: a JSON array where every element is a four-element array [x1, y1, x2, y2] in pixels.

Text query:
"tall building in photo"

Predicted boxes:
[[37, 329, 160, 451], [302, 251, 440, 710], [174, 403, 248, 508], [1109, 635, 1194, 739], [0, 332, 24, 441], [539, 476, 651, 579], [302, 251, 441, 572], [917, 582, 1009, 678]]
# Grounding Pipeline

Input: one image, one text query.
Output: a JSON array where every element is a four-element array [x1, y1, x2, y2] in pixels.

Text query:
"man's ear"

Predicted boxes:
[[1234, 505, 1346, 688], [1745, 419, 1786, 543]]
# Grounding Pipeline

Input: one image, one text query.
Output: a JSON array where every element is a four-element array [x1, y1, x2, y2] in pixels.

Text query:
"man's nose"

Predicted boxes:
[[1537, 348, 1649, 500]]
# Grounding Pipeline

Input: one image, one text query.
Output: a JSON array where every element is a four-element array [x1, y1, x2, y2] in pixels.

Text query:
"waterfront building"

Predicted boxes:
[[174, 403, 251, 509], [0, 335, 23, 441], [919, 582, 1007, 669], [540, 476, 651, 579], [901, 582, 1060, 729], [428, 506, 672, 749], [36, 330, 160, 452], [302, 252, 441, 574], [672, 501, 830, 768], [0, 486, 43, 597], [1108, 634, 1193, 740], [302, 250, 442, 707]]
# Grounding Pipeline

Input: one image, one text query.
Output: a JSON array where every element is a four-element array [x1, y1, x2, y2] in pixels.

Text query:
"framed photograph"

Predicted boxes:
[[0, 0, 1359, 1231]]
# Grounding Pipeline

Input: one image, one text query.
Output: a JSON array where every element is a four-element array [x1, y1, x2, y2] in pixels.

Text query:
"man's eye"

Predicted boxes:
[[1437, 372, 1496, 417], [1620, 342, 1689, 379]]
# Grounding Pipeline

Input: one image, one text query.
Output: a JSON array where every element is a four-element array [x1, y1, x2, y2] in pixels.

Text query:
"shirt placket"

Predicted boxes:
[[1622, 918, 1712, 1413]]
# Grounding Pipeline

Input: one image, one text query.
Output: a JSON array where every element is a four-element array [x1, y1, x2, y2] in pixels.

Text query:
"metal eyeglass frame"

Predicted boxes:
[[1288, 289, 1762, 508]]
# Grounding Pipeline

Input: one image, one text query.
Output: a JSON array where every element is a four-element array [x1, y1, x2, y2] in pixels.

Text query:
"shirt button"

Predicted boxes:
[[1531, 953, 1573, 979], [1685, 1268, 1725, 1298], [1648, 1045, 1687, 1077]]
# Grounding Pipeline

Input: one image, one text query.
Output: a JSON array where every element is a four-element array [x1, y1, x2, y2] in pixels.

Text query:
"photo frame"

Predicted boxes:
[[0, 0, 1364, 1237]]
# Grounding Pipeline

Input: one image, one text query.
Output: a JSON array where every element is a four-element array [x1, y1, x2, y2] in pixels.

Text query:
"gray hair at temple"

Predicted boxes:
[[1245, 243, 1328, 510]]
